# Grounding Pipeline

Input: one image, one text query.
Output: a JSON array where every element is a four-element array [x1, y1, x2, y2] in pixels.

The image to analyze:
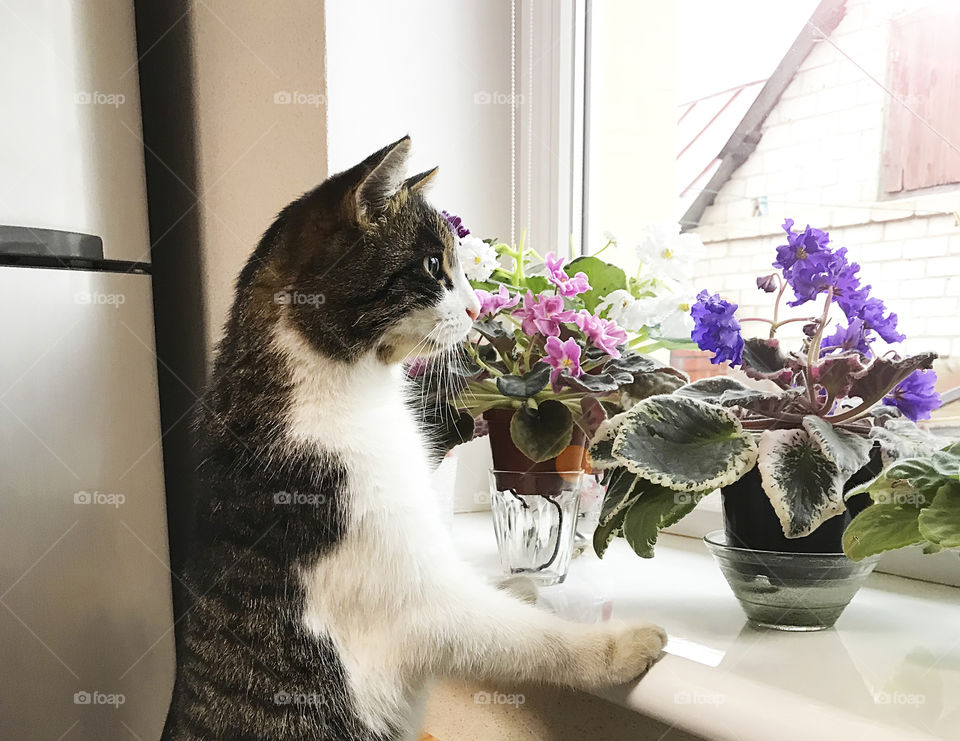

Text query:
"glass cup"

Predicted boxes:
[[488, 470, 583, 586]]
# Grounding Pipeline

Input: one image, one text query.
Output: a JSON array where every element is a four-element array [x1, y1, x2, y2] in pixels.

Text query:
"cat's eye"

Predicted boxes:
[[424, 256, 442, 279]]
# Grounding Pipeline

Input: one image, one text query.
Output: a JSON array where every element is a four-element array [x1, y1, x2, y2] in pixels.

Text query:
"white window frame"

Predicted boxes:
[[524, 1, 959, 589]]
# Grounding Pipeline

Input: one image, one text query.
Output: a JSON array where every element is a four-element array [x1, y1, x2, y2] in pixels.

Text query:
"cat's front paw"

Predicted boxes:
[[583, 622, 667, 686]]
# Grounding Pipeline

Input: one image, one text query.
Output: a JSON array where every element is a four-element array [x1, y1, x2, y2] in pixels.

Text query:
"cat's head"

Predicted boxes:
[[248, 136, 481, 364]]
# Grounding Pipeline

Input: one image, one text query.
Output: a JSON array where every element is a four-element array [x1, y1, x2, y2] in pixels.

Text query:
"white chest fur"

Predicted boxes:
[[274, 325, 453, 736]]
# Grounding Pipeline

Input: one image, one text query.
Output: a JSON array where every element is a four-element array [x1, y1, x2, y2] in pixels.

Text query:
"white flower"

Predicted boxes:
[[599, 289, 696, 338], [635, 222, 705, 282], [596, 289, 642, 329], [458, 235, 498, 281]]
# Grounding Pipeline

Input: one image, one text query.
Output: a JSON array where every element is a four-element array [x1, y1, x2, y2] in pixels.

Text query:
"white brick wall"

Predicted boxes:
[[693, 0, 960, 358]]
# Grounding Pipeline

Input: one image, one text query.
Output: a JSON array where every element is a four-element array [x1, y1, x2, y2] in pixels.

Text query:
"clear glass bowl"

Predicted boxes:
[[704, 530, 881, 631], [489, 470, 582, 586]]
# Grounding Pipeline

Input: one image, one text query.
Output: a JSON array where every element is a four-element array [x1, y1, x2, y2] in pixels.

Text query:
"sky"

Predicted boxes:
[[676, 0, 823, 103]]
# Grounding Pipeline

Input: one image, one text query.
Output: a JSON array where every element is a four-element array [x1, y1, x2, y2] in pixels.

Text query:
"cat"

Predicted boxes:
[[161, 136, 667, 741]]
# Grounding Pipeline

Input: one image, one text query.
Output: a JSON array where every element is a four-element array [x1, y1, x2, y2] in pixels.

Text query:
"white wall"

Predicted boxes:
[[694, 0, 960, 358], [324, 0, 513, 240]]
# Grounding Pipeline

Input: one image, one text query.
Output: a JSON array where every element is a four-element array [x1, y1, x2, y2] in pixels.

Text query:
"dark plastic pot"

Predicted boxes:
[[721, 452, 880, 554], [483, 408, 587, 495]]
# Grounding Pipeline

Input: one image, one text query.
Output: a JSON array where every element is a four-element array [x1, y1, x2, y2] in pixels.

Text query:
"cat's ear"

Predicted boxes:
[[402, 167, 438, 194], [346, 135, 411, 216]]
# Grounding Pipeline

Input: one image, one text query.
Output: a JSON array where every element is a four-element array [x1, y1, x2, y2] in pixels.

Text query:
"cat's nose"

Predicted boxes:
[[465, 306, 479, 321]]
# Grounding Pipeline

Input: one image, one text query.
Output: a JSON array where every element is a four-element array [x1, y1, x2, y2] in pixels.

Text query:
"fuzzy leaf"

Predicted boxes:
[[594, 505, 629, 559], [496, 364, 551, 399], [918, 481, 960, 548], [474, 319, 515, 360], [869, 419, 944, 466], [674, 376, 788, 410], [611, 395, 758, 492], [802, 415, 873, 479], [587, 412, 628, 470], [741, 337, 790, 380], [621, 481, 703, 558], [843, 503, 925, 561], [619, 371, 687, 407], [560, 372, 623, 393], [816, 354, 863, 398], [757, 428, 846, 538], [509, 400, 574, 462], [598, 467, 641, 527], [848, 353, 937, 403], [567, 256, 627, 312]]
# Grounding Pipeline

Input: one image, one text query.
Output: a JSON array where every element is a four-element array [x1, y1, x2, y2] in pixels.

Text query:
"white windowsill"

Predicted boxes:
[[451, 511, 960, 741]]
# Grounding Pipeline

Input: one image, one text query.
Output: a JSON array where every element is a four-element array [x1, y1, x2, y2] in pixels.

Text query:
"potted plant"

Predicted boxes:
[[843, 437, 960, 560], [589, 219, 943, 628], [421, 215, 699, 582]]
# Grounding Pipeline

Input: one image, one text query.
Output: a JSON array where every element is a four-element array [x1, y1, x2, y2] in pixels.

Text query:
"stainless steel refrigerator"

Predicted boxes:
[[0, 2, 175, 739]]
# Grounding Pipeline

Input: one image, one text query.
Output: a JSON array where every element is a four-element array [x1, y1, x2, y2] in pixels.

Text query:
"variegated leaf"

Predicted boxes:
[[612, 395, 758, 492], [598, 467, 641, 527], [587, 411, 628, 470], [869, 418, 943, 466], [757, 428, 847, 538], [801, 415, 873, 479], [621, 480, 704, 558]]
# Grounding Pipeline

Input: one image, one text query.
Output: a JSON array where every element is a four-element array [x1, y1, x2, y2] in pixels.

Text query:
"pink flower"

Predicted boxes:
[[513, 292, 576, 337], [475, 285, 520, 318], [542, 336, 583, 391], [544, 251, 592, 298], [574, 310, 627, 358]]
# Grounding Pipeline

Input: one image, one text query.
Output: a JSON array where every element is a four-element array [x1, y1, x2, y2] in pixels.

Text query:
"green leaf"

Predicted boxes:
[[594, 505, 629, 559], [611, 395, 759, 492], [843, 503, 925, 561], [621, 481, 703, 558], [674, 376, 787, 410], [757, 428, 846, 538], [869, 419, 943, 466], [560, 372, 623, 393], [567, 256, 627, 312], [598, 467, 641, 527], [801, 415, 873, 479], [474, 319, 515, 361], [587, 412, 627, 470], [523, 275, 550, 294], [619, 371, 688, 407], [918, 481, 960, 548], [496, 364, 551, 399], [605, 352, 668, 376], [509, 400, 574, 462]]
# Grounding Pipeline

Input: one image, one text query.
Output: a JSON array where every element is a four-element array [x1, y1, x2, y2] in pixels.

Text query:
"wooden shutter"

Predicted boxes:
[[883, 4, 960, 194]]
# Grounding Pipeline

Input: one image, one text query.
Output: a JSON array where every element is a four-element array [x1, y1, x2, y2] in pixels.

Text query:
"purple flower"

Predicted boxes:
[[574, 310, 627, 358], [544, 251, 592, 298], [857, 297, 904, 344], [774, 219, 830, 273], [512, 292, 576, 337], [820, 317, 872, 357], [542, 336, 583, 391], [441, 210, 470, 239], [690, 290, 744, 366], [883, 370, 941, 422], [475, 285, 520, 317]]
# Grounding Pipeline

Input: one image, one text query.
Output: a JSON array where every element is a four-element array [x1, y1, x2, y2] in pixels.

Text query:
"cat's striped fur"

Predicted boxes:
[[162, 137, 666, 740]]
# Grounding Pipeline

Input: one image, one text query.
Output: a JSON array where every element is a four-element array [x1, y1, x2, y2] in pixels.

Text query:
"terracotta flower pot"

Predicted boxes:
[[483, 408, 588, 495]]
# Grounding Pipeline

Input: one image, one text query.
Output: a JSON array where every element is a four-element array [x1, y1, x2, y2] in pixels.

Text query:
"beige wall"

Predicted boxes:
[[189, 0, 328, 351]]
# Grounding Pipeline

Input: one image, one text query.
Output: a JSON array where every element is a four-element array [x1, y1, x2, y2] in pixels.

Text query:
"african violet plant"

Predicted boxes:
[[590, 219, 943, 558], [435, 216, 700, 463]]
